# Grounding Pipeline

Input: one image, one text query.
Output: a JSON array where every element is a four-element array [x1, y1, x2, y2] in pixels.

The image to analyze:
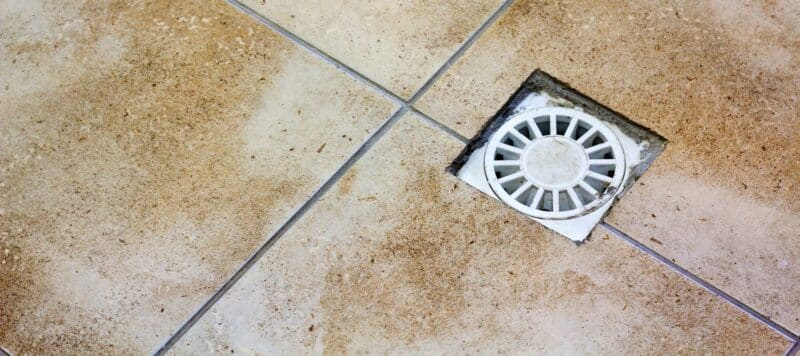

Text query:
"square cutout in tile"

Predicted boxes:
[[449, 70, 666, 242]]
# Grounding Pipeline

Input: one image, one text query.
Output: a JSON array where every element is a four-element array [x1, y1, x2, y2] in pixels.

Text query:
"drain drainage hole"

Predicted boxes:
[[555, 115, 571, 135], [584, 174, 611, 192]]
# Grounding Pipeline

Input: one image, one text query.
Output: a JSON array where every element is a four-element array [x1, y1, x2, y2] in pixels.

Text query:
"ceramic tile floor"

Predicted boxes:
[[0, 0, 798, 355]]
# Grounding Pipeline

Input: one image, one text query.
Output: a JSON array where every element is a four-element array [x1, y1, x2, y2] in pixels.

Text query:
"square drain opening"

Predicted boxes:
[[450, 70, 666, 242]]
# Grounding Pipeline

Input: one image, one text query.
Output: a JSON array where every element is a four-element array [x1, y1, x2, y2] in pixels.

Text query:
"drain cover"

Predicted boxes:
[[484, 107, 625, 220], [451, 70, 666, 241]]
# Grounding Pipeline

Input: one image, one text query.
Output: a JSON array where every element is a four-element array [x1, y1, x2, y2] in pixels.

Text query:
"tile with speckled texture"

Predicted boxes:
[[0, 0, 396, 353], [235, 0, 505, 98], [170, 113, 790, 355], [415, 0, 800, 333]]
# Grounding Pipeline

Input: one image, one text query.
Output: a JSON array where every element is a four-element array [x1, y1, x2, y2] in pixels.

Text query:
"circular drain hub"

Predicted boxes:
[[484, 107, 625, 219]]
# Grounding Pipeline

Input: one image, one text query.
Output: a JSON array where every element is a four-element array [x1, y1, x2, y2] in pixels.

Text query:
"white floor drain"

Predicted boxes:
[[451, 71, 665, 242], [485, 107, 625, 220]]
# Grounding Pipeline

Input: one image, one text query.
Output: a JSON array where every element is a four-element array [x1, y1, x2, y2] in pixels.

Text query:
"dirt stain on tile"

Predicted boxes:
[[316, 162, 786, 353], [0, 0, 301, 352], [171, 118, 787, 354], [609, 168, 800, 332], [336, 167, 358, 196], [480, 0, 800, 333], [411, 0, 500, 51], [317, 158, 616, 352], [321, 168, 516, 351], [312, 116, 787, 352]]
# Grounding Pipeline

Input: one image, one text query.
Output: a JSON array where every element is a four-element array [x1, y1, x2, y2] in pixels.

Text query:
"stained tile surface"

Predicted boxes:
[[237, 0, 504, 97], [172, 114, 789, 355], [0, 0, 395, 352], [416, 0, 800, 332]]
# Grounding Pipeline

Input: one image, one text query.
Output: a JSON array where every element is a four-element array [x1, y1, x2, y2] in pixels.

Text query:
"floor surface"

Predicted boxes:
[[1, 0, 798, 354]]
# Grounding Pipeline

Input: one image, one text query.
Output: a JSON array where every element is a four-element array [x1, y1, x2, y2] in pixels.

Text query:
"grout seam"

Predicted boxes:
[[227, 0, 800, 348], [411, 107, 469, 144], [413, 100, 800, 351], [154, 0, 517, 351], [226, 0, 514, 113], [224, 0, 405, 106], [153, 0, 514, 353], [787, 341, 800, 356], [407, 0, 516, 104], [600, 222, 800, 342], [152, 106, 409, 355]]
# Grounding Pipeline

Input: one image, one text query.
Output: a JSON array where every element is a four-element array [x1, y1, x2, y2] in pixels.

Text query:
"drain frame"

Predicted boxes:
[[449, 70, 667, 241]]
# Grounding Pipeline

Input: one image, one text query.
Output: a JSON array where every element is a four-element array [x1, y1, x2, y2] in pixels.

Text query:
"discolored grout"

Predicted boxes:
[[411, 107, 469, 144], [787, 341, 800, 356], [600, 222, 799, 343], [223, 0, 405, 106], [407, 0, 516, 104]]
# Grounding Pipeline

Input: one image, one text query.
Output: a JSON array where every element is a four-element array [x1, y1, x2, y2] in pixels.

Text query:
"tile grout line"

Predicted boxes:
[[407, 0, 516, 104], [600, 222, 800, 342], [786, 341, 800, 356], [225, 0, 511, 137], [223, 0, 405, 106], [411, 107, 469, 144], [153, 0, 515, 353], [152, 105, 408, 355]]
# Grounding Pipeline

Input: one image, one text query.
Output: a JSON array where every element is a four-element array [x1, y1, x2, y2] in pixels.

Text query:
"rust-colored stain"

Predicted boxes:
[[321, 167, 512, 350], [336, 166, 358, 196], [1, 0, 796, 353]]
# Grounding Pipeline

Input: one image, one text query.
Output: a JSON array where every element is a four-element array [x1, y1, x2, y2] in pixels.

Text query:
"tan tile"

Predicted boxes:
[[172, 114, 789, 355], [0, 0, 395, 353], [237, 0, 503, 98], [416, 0, 800, 332]]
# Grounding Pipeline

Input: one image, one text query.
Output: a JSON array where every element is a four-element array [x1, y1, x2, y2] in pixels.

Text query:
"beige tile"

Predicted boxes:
[[237, 0, 503, 98], [608, 152, 800, 332], [0, 0, 395, 353], [172, 114, 789, 355], [416, 0, 800, 332]]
